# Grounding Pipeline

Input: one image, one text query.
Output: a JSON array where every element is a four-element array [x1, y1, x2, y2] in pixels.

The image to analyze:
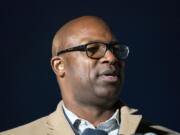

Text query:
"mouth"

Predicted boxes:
[[99, 70, 120, 83]]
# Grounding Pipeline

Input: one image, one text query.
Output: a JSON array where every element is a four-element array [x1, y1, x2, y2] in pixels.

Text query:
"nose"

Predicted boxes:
[[99, 49, 117, 64]]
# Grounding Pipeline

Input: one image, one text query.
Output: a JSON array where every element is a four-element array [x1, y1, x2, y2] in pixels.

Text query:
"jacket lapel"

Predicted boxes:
[[46, 101, 75, 135], [119, 106, 142, 135]]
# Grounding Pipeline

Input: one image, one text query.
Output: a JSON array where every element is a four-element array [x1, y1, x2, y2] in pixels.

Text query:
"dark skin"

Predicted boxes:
[[51, 16, 125, 127]]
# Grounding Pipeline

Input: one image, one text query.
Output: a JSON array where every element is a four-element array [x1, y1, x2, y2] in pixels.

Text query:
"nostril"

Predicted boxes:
[[99, 49, 117, 64]]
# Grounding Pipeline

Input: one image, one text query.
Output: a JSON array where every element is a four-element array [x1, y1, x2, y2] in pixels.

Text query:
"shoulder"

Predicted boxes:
[[0, 115, 50, 135], [0, 101, 69, 135], [136, 119, 180, 135]]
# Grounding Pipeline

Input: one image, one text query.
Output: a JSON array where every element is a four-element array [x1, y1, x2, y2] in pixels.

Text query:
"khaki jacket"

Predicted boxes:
[[0, 101, 179, 135]]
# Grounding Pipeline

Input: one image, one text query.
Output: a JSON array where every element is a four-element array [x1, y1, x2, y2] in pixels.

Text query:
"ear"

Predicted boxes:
[[51, 56, 65, 78]]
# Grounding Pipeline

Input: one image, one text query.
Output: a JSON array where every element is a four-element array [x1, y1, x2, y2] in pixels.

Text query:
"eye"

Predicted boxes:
[[87, 45, 100, 53], [111, 44, 120, 51]]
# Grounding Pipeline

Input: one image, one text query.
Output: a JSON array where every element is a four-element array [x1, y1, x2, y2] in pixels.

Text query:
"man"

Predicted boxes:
[[0, 16, 179, 135]]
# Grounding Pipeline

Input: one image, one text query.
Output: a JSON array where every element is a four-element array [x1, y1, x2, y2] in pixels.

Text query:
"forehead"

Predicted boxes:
[[65, 20, 114, 47]]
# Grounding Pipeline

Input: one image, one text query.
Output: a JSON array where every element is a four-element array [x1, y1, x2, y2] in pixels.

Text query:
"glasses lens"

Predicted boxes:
[[113, 43, 129, 59], [86, 43, 106, 58]]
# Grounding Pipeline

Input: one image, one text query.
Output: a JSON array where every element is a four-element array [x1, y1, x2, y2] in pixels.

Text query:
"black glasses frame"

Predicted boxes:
[[56, 41, 129, 59]]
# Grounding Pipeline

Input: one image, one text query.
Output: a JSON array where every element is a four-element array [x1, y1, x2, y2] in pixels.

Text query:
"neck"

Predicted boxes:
[[64, 100, 119, 127]]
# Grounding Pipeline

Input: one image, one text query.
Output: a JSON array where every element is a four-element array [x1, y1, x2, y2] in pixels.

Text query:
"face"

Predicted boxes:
[[63, 20, 125, 108]]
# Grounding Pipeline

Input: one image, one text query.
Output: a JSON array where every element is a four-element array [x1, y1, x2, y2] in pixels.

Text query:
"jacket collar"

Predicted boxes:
[[46, 101, 76, 135], [46, 100, 142, 135], [119, 106, 142, 135]]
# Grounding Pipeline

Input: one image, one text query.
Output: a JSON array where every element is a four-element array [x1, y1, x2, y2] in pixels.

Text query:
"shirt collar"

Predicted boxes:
[[62, 103, 120, 127]]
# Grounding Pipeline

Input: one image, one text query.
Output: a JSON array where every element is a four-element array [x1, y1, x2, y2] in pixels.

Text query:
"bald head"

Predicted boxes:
[[52, 16, 113, 57]]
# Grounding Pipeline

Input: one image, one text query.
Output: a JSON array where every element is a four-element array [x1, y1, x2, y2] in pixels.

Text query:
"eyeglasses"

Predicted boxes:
[[57, 41, 129, 60]]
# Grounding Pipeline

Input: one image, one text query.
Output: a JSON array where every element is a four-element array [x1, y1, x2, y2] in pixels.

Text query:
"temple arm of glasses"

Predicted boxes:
[[57, 45, 86, 56]]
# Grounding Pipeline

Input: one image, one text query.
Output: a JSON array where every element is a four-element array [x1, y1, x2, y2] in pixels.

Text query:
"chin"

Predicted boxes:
[[95, 87, 121, 101], [94, 96, 119, 110]]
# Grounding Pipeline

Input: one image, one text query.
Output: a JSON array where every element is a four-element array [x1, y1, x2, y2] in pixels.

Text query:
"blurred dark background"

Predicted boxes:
[[0, 0, 179, 132]]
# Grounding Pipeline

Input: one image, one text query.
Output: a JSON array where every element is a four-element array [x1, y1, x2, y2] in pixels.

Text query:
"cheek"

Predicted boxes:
[[87, 60, 98, 83], [66, 54, 96, 84]]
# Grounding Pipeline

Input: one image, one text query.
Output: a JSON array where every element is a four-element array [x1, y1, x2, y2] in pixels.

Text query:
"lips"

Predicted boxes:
[[98, 70, 120, 82], [101, 75, 118, 82]]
